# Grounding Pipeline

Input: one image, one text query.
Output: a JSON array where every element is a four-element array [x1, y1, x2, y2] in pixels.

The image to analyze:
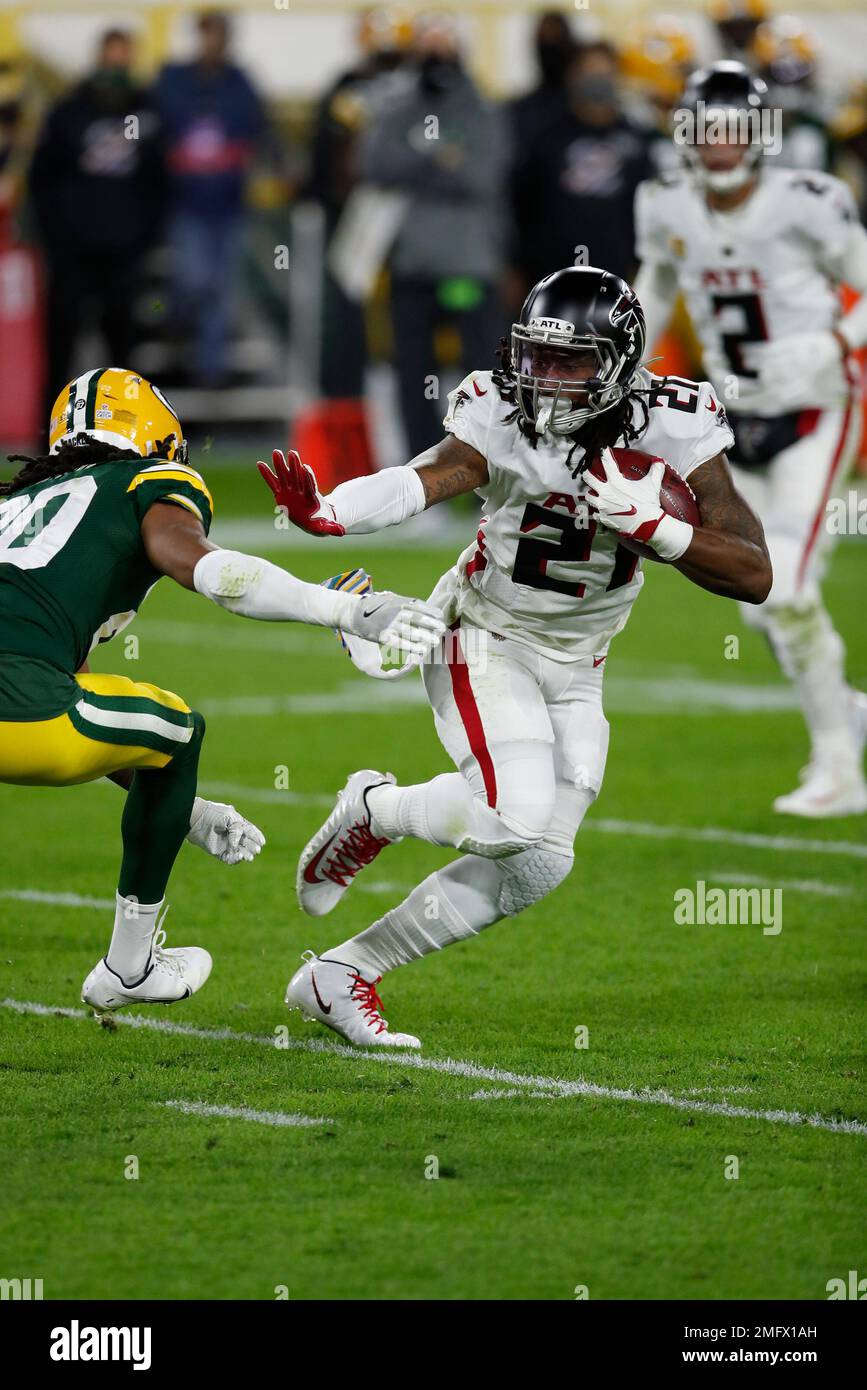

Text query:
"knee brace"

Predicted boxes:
[[496, 846, 573, 917]]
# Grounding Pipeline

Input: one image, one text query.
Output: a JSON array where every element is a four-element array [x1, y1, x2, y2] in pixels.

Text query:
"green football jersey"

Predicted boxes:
[[0, 457, 213, 720]]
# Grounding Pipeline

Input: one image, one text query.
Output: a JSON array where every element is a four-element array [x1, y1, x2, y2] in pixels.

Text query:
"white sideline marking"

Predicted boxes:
[[159, 1099, 332, 1129], [3, 998, 865, 1138]]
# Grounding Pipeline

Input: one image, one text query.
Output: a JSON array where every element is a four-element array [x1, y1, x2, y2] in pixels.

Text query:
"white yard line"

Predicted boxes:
[[200, 780, 335, 808], [585, 818, 867, 861], [158, 1099, 332, 1129], [208, 785, 867, 863], [3, 998, 864, 1138], [708, 873, 852, 898], [0, 889, 115, 910], [195, 678, 803, 719]]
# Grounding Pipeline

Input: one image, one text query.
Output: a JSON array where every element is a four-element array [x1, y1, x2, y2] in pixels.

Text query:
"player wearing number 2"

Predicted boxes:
[[0, 369, 444, 1013], [634, 62, 867, 817], [261, 264, 771, 1048]]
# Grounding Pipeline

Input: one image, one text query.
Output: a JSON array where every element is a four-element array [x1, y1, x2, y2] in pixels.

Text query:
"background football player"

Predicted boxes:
[[258, 264, 772, 1048], [633, 61, 867, 817], [0, 369, 444, 1014]]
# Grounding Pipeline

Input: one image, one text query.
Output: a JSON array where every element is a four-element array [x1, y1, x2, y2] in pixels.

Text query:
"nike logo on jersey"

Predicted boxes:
[[610, 506, 637, 517], [303, 835, 337, 884], [706, 397, 717, 412], [593, 655, 606, 668], [472, 381, 488, 397], [310, 971, 332, 1015]]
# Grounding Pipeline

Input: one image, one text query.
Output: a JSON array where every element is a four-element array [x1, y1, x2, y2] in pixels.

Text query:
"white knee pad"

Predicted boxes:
[[496, 846, 573, 917], [456, 739, 557, 858], [456, 798, 546, 859]]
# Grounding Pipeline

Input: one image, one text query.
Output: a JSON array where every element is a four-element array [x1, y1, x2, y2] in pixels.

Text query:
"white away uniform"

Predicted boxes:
[[634, 165, 867, 811], [317, 365, 735, 996], [635, 166, 861, 607], [412, 365, 734, 859]]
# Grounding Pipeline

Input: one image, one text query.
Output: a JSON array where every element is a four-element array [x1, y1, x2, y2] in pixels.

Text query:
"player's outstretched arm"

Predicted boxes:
[[140, 502, 445, 656], [672, 454, 772, 604], [256, 438, 488, 537]]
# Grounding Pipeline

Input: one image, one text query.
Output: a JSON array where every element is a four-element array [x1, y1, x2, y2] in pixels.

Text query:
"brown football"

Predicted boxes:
[[585, 447, 701, 562]]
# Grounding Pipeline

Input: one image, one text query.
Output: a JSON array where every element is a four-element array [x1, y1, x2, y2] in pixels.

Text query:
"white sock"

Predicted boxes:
[[327, 857, 506, 977], [367, 772, 477, 847], [765, 603, 858, 767], [106, 893, 163, 984]]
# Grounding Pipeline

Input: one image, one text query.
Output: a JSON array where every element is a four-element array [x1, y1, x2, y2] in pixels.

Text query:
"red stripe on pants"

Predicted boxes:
[[796, 400, 852, 591], [446, 622, 497, 808]]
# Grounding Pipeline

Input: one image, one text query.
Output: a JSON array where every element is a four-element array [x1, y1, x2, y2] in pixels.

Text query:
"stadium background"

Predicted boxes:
[[0, 1, 865, 1304]]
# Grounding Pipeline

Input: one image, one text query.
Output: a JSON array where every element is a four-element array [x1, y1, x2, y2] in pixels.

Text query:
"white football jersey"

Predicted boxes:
[[435, 367, 734, 662], [635, 165, 860, 414]]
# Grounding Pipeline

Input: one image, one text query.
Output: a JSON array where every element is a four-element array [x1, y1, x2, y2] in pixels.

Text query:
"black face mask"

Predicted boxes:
[[89, 69, 133, 109], [537, 42, 573, 87], [419, 55, 462, 94], [571, 74, 619, 109]]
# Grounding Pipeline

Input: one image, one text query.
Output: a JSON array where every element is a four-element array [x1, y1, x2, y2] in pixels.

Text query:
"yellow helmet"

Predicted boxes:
[[709, 0, 768, 21], [620, 18, 696, 104], [752, 17, 817, 86], [358, 6, 415, 57], [49, 368, 187, 464]]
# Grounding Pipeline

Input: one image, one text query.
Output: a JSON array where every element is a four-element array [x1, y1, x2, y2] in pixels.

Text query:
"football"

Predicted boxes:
[[585, 447, 701, 561]]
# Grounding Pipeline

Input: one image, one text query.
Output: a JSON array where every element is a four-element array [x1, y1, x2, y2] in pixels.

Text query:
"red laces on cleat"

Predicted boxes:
[[323, 821, 390, 887], [349, 972, 388, 1036]]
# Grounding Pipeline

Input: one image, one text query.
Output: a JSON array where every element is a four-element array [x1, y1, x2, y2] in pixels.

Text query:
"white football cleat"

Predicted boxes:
[[773, 764, 867, 819], [81, 929, 212, 1014], [296, 769, 395, 917], [286, 952, 421, 1049]]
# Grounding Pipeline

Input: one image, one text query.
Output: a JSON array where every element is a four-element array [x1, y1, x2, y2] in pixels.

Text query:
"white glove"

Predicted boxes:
[[748, 331, 843, 403], [187, 798, 266, 865], [347, 591, 446, 660], [584, 449, 693, 562]]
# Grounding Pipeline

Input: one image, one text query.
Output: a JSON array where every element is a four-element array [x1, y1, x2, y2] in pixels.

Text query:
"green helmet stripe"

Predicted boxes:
[[84, 368, 106, 431]]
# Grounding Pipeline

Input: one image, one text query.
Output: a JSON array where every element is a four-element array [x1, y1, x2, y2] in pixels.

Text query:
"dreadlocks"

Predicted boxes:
[[492, 337, 653, 478], [0, 434, 170, 499]]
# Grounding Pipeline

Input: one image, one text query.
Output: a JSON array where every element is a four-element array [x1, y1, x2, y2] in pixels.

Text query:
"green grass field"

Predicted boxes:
[[1, 459, 865, 1301]]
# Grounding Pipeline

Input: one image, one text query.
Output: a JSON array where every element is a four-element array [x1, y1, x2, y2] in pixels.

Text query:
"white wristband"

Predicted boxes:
[[651, 514, 694, 562], [325, 465, 426, 534]]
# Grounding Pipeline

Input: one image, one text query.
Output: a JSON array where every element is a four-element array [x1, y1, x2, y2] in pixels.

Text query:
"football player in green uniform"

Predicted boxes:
[[0, 368, 445, 1014]]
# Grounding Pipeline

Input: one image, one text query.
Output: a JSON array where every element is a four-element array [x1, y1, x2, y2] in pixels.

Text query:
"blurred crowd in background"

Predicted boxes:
[[1, 1, 866, 472]]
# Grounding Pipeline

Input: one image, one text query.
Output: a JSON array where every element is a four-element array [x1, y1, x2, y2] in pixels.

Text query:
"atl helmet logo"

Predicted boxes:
[[609, 294, 642, 347]]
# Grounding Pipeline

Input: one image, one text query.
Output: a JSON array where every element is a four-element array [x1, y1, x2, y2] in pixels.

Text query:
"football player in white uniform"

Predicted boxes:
[[262, 264, 771, 1048], [634, 62, 867, 817]]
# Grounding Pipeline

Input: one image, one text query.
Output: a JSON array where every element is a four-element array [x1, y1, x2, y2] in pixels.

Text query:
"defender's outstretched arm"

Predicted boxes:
[[140, 503, 445, 657], [257, 439, 489, 537]]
